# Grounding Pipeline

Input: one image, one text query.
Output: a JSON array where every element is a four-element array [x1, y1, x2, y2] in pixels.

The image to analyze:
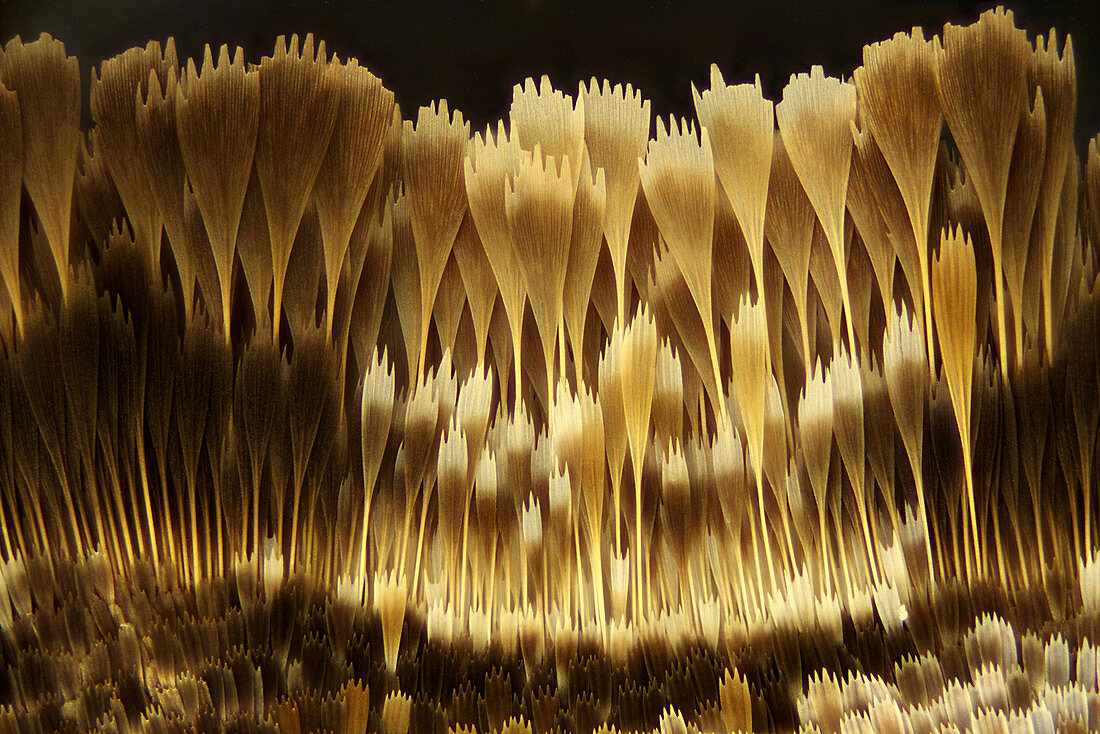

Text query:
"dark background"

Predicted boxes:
[[2, 0, 1097, 145]]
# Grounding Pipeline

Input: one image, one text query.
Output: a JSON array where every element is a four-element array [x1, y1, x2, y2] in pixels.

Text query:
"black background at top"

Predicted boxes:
[[2, 0, 1098, 146]]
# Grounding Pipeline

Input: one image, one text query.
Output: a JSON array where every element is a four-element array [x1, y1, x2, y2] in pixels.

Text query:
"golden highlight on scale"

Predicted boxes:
[[0, 6, 1098, 732]]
